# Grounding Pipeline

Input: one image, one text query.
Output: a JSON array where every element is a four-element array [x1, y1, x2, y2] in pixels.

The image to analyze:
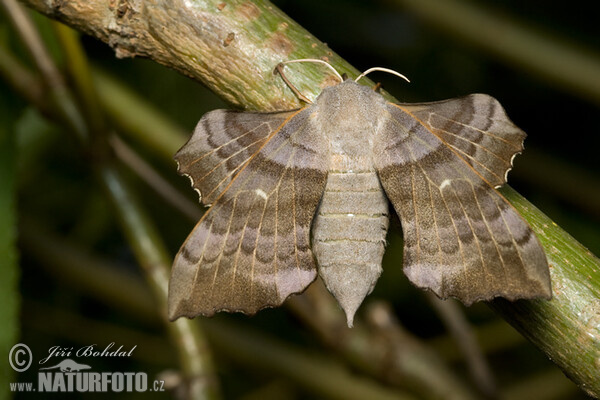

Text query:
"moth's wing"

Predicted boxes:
[[400, 94, 525, 188], [175, 109, 300, 205], [374, 103, 551, 304], [169, 107, 329, 320]]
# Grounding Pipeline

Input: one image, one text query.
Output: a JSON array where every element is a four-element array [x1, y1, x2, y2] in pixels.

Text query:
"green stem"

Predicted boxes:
[[0, 43, 44, 107], [109, 135, 203, 222], [52, 22, 107, 136], [95, 164, 219, 399], [493, 187, 600, 398], [92, 68, 188, 160]]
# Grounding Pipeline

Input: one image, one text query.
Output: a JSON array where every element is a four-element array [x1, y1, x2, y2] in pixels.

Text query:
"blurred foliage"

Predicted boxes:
[[0, 64, 19, 400], [1, 0, 599, 399]]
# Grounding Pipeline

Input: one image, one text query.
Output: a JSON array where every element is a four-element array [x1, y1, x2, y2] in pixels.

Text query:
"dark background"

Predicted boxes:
[[5, 0, 599, 398]]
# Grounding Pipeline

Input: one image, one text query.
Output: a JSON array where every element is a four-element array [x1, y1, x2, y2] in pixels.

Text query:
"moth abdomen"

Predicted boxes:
[[312, 170, 390, 326]]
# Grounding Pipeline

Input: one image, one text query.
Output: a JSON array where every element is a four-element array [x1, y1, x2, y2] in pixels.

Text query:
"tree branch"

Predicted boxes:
[[19, 0, 368, 110], [493, 187, 600, 398]]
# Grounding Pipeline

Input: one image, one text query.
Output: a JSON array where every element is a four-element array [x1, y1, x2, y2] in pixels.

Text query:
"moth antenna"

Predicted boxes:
[[275, 63, 313, 103], [278, 59, 344, 82], [355, 67, 410, 84], [275, 59, 344, 103]]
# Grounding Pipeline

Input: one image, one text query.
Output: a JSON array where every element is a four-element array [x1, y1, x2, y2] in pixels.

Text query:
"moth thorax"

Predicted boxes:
[[329, 154, 372, 173], [316, 82, 384, 129]]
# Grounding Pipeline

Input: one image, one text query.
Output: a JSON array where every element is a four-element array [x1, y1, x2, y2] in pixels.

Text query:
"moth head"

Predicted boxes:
[[313, 80, 384, 113], [275, 59, 410, 105]]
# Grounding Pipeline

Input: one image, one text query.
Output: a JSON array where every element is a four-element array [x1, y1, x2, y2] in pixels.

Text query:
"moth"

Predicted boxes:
[[168, 60, 551, 327]]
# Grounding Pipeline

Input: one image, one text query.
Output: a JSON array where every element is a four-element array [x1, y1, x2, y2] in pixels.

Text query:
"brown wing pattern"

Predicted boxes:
[[374, 103, 550, 304], [175, 109, 299, 205], [401, 94, 525, 188], [169, 107, 329, 320]]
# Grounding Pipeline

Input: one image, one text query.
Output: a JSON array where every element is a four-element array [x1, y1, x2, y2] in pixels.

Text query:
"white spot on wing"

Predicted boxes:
[[255, 189, 268, 200], [439, 179, 451, 190]]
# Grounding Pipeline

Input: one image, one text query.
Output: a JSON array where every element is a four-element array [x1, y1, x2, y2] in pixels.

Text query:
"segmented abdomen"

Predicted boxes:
[[311, 169, 389, 325]]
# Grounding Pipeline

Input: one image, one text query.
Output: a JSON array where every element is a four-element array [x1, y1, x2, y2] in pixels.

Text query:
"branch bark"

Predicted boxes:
[[19, 0, 366, 110], [18, 0, 600, 397], [493, 188, 600, 398]]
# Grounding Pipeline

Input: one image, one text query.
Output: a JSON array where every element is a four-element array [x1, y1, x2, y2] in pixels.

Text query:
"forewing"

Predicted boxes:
[[374, 103, 550, 304], [175, 109, 299, 205], [169, 107, 328, 320], [401, 94, 525, 188]]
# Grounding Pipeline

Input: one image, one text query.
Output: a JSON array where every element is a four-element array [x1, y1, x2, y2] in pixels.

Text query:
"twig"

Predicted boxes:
[[52, 22, 107, 135], [2, 0, 88, 142], [366, 301, 481, 400], [92, 68, 188, 161], [288, 284, 478, 400], [429, 318, 525, 362], [0, 44, 44, 106], [109, 134, 203, 222], [204, 319, 417, 400], [1, 0, 62, 89], [426, 294, 496, 398]]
